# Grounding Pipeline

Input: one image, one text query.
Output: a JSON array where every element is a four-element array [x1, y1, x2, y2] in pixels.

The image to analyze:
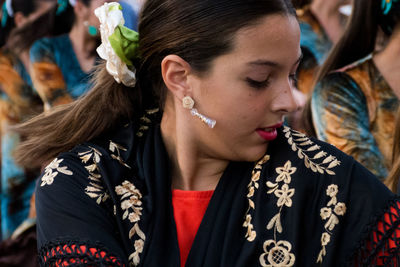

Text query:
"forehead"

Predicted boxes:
[[226, 14, 301, 65]]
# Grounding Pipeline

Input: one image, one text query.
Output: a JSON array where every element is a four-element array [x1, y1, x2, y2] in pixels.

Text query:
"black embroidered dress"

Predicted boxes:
[[35, 116, 400, 266]]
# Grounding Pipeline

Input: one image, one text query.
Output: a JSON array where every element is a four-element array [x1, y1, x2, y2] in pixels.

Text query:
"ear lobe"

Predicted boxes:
[[161, 55, 192, 101]]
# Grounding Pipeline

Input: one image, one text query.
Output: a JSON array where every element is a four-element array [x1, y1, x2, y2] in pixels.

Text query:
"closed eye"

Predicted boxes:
[[246, 77, 270, 90]]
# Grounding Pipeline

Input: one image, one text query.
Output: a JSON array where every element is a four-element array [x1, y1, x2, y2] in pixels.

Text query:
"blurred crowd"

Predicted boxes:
[[0, 0, 399, 265]]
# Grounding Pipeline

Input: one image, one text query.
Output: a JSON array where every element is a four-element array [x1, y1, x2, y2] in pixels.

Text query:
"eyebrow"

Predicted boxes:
[[247, 53, 303, 68]]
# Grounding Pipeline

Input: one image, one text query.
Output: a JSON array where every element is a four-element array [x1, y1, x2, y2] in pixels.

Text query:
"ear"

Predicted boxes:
[[161, 55, 192, 101], [13, 12, 27, 27], [74, 0, 89, 20]]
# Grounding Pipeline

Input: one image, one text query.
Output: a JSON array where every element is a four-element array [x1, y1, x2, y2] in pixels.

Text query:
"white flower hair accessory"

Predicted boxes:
[[95, 2, 139, 87]]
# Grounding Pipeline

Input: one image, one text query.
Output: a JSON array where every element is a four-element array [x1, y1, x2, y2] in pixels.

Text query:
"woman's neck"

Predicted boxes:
[[160, 96, 228, 191], [373, 24, 400, 99], [68, 23, 97, 73]]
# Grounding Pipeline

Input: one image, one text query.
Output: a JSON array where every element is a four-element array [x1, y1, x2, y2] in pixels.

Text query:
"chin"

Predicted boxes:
[[233, 145, 268, 163]]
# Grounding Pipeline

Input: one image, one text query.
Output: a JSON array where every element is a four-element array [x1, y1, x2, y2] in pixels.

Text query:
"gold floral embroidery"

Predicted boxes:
[[136, 108, 159, 137], [316, 184, 347, 263], [266, 161, 296, 233], [283, 126, 341, 175], [115, 181, 145, 266], [243, 154, 270, 242], [259, 240, 296, 267], [40, 158, 73, 186], [261, 160, 297, 267], [79, 147, 109, 204], [109, 141, 131, 169]]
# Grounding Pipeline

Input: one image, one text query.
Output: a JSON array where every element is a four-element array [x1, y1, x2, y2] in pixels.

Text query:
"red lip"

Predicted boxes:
[[256, 129, 278, 141], [255, 121, 283, 141]]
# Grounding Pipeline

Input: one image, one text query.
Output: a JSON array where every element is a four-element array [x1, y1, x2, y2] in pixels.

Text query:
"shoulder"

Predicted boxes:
[[274, 126, 352, 173], [271, 127, 392, 208], [275, 127, 388, 191], [312, 71, 366, 109], [30, 35, 68, 61]]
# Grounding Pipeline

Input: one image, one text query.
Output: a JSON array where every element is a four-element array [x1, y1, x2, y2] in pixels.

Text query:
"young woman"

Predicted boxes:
[[311, 0, 400, 181], [15, 0, 400, 266], [29, 0, 109, 109], [286, 0, 350, 131], [294, 0, 349, 94], [0, 0, 65, 240]]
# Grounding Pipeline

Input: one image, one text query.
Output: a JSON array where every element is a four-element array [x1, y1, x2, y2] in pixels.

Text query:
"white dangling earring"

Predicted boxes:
[[182, 96, 216, 128]]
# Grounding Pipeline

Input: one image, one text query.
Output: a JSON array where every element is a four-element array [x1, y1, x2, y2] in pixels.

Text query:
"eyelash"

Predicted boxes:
[[246, 77, 270, 89], [246, 73, 298, 90]]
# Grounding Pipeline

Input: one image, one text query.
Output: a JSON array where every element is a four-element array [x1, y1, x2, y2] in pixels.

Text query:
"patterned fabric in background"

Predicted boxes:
[[296, 6, 332, 94], [29, 34, 94, 109], [311, 54, 399, 180], [0, 50, 42, 240]]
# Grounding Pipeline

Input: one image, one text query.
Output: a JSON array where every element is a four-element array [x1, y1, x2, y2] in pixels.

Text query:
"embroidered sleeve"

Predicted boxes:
[[36, 152, 128, 266], [311, 72, 388, 180], [29, 38, 72, 109], [352, 200, 400, 266], [38, 241, 125, 266]]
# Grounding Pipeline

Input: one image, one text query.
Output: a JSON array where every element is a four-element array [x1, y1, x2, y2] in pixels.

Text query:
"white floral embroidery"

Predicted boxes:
[[116, 181, 145, 266], [243, 154, 270, 242], [40, 158, 73, 186], [316, 184, 347, 263], [259, 240, 296, 267], [283, 126, 341, 175], [79, 147, 110, 204]]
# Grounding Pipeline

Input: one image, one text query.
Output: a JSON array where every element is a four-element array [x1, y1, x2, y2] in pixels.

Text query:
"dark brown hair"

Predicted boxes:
[[315, 0, 400, 83], [385, 107, 400, 193], [291, 0, 310, 9], [15, 0, 296, 168]]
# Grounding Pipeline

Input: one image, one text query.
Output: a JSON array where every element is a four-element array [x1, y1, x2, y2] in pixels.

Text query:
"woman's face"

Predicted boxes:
[[186, 14, 301, 162], [85, 0, 109, 29]]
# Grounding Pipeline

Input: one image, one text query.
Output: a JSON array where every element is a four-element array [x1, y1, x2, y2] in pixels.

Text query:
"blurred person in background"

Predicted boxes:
[[286, 0, 350, 131], [29, 0, 109, 110], [310, 0, 400, 181], [0, 0, 65, 241], [293, 0, 350, 94]]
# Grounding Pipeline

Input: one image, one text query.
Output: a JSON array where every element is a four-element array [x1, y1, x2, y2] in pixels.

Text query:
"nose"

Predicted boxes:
[[270, 83, 301, 115]]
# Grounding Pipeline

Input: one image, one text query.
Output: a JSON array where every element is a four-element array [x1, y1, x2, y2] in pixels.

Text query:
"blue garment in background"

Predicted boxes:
[[120, 0, 138, 31]]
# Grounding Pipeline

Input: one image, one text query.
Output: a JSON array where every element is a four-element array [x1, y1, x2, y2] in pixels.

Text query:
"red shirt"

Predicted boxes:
[[172, 189, 214, 267]]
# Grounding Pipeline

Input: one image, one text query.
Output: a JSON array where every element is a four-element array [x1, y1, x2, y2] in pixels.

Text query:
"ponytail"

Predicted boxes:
[[14, 64, 144, 168]]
